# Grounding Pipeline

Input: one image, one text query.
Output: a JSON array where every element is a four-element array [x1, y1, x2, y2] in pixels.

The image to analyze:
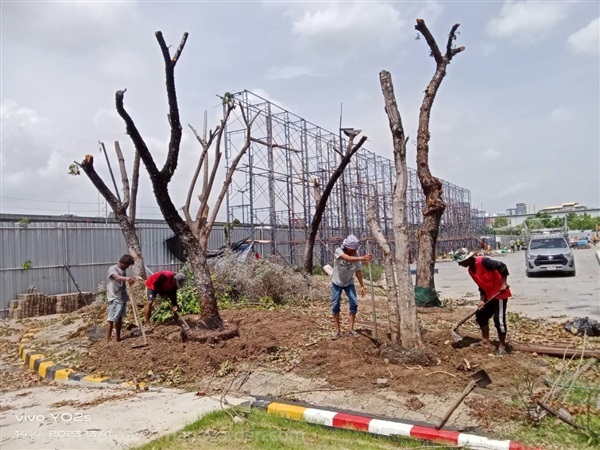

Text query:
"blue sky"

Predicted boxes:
[[1, 0, 599, 219]]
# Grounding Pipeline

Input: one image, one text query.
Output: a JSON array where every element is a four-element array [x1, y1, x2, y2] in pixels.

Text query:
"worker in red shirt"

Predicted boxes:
[[454, 248, 511, 356], [144, 271, 186, 331]]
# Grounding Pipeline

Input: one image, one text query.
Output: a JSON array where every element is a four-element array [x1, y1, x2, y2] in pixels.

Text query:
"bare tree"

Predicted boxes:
[[70, 142, 146, 278], [303, 134, 367, 274], [367, 71, 421, 349], [111, 32, 255, 330], [414, 19, 465, 290]]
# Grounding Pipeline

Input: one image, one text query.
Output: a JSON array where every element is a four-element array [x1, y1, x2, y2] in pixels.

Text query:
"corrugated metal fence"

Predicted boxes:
[[0, 218, 356, 316], [0, 221, 184, 316]]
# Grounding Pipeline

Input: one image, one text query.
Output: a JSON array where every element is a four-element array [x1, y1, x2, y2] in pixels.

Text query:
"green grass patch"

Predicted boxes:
[[132, 408, 454, 450], [510, 413, 600, 450]]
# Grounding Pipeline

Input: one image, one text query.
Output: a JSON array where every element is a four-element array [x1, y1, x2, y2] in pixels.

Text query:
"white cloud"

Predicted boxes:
[[481, 148, 501, 161], [497, 181, 534, 198], [550, 106, 575, 122], [487, 1, 573, 43], [567, 18, 600, 55], [2, 1, 138, 54], [267, 1, 444, 78]]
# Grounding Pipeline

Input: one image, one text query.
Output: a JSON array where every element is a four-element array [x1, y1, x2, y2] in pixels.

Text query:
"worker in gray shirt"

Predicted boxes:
[[106, 254, 135, 342], [331, 234, 372, 340]]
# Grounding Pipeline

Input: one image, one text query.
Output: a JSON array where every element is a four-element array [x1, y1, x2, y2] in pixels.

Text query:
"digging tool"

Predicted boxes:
[[436, 369, 492, 430], [130, 299, 148, 349], [64, 264, 89, 306], [167, 299, 193, 336], [450, 289, 505, 343]]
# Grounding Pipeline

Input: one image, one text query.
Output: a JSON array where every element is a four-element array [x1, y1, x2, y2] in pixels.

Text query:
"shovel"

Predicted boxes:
[[436, 369, 493, 430], [130, 300, 148, 349], [167, 299, 193, 336], [450, 289, 504, 343]]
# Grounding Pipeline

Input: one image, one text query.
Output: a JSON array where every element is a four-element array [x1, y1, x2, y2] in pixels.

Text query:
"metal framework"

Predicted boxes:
[[225, 90, 485, 266]]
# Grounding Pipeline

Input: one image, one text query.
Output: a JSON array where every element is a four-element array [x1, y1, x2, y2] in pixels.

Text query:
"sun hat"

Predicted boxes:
[[453, 248, 474, 263], [175, 273, 186, 288], [342, 234, 360, 250]]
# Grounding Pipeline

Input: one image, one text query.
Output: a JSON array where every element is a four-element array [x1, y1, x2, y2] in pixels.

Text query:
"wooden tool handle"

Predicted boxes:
[[436, 381, 476, 430], [453, 290, 503, 330]]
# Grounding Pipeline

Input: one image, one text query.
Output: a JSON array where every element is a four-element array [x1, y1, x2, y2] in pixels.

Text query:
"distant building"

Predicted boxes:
[[516, 203, 527, 215], [538, 202, 587, 213]]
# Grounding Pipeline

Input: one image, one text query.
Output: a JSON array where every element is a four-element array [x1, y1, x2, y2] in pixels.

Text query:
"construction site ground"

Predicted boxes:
[[1, 248, 599, 449]]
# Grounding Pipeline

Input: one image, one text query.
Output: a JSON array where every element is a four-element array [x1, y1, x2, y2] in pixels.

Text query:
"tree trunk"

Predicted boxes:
[[380, 70, 422, 349], [413, 19, 465, 290], [415, 204, 443, 289], [367, 201, 400, 344], [180, 230, 222, 329]]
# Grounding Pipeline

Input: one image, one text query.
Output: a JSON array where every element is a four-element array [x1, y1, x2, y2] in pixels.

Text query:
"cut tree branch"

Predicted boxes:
[[115, 89, 160, 180], [78, 155, 122, 216], [130, 151, 140, 223], [155, 31, 188, 182], [114, 141, 130, 214], [204, 105, 258, 236], [196, 103, 236, 230], [415, 18, 443, 65]]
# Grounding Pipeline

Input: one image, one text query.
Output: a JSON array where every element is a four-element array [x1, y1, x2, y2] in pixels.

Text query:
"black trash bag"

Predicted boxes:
[[563, 317, 600, 337]]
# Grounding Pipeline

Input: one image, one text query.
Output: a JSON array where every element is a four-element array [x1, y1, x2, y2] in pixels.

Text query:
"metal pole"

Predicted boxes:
[[99, 141, 122, 204], [366, 240, 378, 341]]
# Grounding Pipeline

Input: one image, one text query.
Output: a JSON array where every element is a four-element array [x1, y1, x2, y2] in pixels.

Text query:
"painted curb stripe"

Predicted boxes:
[[410, 425, 460, 445], [303, 408, 338, 427], [32, 356, 45, 372], [55, 368, 75, 381], [28, 354, 44, 370], [17, 336, 147, 390], [332, 412, 372, 432], [368, 418, 413, 437], [46, 365, 66, 380], [267, 402, 307, 420], [254, 399, 539, 450], [38, 361, 55, 378]]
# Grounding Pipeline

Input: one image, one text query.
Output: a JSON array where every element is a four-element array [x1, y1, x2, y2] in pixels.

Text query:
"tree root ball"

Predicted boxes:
[[180, 320, 239, 344], [380, 343, 439, 367]]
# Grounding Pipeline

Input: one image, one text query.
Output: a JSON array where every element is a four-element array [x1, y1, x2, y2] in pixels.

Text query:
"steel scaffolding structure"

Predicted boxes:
[[224, 90, 485, 266]]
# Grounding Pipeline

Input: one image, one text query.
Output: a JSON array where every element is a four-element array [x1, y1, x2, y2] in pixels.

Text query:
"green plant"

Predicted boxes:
[[20, 260, 32, 271], [367, 263, 384, 282], [18, 217, 30, 228], [151, 273, 200, 323], [216, 360, 235, 377]]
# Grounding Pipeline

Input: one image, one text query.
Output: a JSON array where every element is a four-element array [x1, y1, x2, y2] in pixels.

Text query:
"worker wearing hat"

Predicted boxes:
[[454, 248, 512, 356], [144, 271, 186, 331], [330, 234, 373, 340]]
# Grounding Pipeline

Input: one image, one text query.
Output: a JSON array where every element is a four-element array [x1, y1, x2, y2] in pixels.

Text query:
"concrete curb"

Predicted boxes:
[[251, 397, 540, 450], [595, 250, 600, 265], [18, 332, 147, 390]]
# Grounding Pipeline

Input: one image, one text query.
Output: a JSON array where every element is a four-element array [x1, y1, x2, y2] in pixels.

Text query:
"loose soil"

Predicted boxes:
[[77, 300, 597, 403]]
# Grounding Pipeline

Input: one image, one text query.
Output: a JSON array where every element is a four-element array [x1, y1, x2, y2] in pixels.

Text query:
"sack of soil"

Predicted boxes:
[[563, 317, 600, 337]]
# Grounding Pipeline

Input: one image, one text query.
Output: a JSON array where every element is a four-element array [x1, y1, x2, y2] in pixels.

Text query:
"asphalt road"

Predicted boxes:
[[432, 247, 600, 321]]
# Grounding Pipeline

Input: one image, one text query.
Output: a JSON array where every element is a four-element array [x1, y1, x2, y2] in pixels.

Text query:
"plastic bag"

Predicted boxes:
[[414, 286, 442, 307], [563, 317, 600, 337]]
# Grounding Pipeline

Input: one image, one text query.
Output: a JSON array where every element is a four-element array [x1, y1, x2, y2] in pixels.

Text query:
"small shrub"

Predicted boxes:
[[366, 263, 384, 282]]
